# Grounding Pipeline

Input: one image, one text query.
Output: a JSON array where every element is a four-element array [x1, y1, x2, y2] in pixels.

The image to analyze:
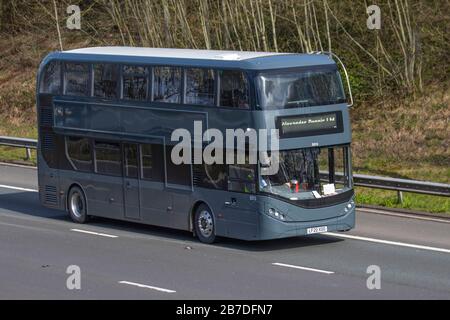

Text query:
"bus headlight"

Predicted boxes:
[[268, 208, 286, 221], [344, 201, 354, 213]]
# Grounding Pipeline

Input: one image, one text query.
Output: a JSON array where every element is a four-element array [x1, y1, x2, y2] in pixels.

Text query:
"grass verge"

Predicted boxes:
[[355, 187, 449, 215]]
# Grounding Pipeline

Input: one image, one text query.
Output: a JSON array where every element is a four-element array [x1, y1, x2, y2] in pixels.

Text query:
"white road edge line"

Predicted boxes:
[[325, 232, 450, 254], [358, 208, 450, 224], [272, 262, 334, 275], [0, 162, 37, 169], [70, 228, 118, 238], [0, 184, 38, 193], [119, 281, 176, 293]]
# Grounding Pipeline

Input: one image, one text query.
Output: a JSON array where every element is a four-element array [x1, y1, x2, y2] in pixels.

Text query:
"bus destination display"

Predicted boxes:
[[277, 112, 342, 138]]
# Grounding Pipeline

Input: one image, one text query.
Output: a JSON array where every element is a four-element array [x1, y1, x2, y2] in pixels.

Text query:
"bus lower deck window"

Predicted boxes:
[[94, 141, 122, 176], [66, 137, 93, 172]]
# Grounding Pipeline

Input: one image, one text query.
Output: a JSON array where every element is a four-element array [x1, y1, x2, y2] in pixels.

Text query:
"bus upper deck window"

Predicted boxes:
[[94, 64, 119, 99], [219, 70, 249, 109], [123, 65, 148, 101], [153, 67, 181, 103], [185, 68, 215, 106], [40, 61, 61, 94], [64, 62, 90, 96], [256, 69, 346, 109]]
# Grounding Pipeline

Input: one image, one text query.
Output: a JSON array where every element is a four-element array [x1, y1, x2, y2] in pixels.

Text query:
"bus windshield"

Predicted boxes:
[[256, 68, 346, 109], [260, 146, 351, 200]]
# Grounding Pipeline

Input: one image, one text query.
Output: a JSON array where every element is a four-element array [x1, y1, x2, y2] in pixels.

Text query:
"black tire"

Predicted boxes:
[[194, 204, 216, 244], [67, 186, 89, 224]]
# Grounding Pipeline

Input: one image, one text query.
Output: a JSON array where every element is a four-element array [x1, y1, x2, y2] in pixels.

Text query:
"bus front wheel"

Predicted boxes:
[[68, 186, 89, 224], [194, 204, 216, 244]]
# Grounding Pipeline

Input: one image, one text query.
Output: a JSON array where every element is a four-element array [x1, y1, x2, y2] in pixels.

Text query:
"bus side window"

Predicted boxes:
[[219, 70, 249, 109], [193, 163, 227, 190], [123, 65, 148, 101], [141, 144, 164, 182], [185, 68, 215, 106], [94, 141, 122, 176], [94, 64, 119, 99], [40, 61, 61, 94], [153, 67, 181, 103], [165, 145, 191, 186], [228, 164, 256, 193], [64, 62, 90, 96], [123, 143, 139, 178], [66, 137, 93, 172]]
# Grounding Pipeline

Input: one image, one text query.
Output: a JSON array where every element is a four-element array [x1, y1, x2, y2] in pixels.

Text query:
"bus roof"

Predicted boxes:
[[50, 47, 336, 70]]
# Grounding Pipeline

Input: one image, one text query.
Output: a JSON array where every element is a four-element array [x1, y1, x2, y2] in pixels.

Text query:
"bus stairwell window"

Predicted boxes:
[[123, 65, 148, 101], [40, 61, 61, 94], [220, 70, 249, 109], [64, 63, 90, 96], [153, 67, 181, 103], [94, 64, 119, 99], [185, 68, 215, 106]]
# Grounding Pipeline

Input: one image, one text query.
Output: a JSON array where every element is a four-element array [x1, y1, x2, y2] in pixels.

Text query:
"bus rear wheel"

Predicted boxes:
[[194, 204, 216, 244], [68, 186, 89, 224]]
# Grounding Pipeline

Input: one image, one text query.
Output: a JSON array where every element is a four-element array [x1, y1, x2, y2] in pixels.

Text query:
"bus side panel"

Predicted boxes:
[[59, 169, 125, 221], [192, 189, 259, 241], [139, 180, 176, 228], [37, 152, 61, 210]]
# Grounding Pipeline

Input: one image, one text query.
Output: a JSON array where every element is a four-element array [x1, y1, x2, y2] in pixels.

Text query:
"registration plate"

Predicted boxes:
[[307, 226, 328, 235]]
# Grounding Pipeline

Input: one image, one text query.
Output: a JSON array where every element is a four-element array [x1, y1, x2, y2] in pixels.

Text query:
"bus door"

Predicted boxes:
[[138, 143, 174, 227], [221, 164, 259, 238], [123, 143, 141, 220]]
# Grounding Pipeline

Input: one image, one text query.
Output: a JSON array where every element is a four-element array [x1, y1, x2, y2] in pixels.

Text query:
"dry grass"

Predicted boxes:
[[351, 85, 450, 182]]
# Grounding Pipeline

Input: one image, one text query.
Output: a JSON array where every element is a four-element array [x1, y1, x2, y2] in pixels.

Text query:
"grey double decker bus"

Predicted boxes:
[[36, 47, 355, 243]]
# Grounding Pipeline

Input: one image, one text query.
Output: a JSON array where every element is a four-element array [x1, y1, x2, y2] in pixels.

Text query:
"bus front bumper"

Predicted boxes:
[[257, 206, 355, 240]]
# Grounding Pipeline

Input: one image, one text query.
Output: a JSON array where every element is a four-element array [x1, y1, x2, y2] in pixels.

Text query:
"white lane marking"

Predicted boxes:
[[272, 262, 334, 275], [325, 232, 450, 254], [70, 228, 118, 238], [358, 207, 450, 224], [119, 281, 176, 293], [0, 184, 38, 192]]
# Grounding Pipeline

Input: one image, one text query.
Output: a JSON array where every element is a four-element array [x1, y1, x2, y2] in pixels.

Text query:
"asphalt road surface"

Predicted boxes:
[[0, 163, 449, 299]]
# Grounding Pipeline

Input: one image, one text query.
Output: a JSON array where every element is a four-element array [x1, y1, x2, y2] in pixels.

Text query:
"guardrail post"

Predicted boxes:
[[25, 148, 31, 161], [397, 190, 403, 204]]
